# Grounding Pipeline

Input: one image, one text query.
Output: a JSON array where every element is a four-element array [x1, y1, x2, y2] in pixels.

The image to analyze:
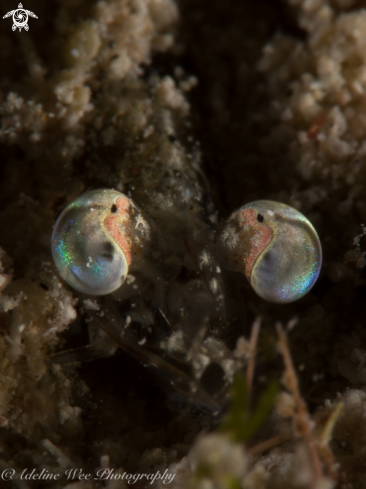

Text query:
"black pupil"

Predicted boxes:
[[102, 241, 114, 261], [111, 204, 117, 213], [257, 213, 264, 222]]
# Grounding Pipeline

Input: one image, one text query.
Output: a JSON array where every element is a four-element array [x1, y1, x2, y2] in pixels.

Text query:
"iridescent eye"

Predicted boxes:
[[216, 200, 322, 303], [51, 189, 151, 295]]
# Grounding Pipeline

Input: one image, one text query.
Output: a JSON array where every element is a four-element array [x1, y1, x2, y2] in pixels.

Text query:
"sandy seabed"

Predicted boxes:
[[1, 0, 366, 488]]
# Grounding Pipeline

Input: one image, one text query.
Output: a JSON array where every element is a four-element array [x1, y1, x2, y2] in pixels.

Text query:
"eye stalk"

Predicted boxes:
[[216, 200, 322, 303], [51, 189, 151, 295]]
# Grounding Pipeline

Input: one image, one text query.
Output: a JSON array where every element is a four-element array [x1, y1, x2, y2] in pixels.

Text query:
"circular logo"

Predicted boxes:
[[12, 8, 28, 30]]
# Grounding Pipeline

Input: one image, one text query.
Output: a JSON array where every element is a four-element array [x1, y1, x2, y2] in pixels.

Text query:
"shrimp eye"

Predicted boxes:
[[216, 200, 322, 303], [51, 189, 151, 295]]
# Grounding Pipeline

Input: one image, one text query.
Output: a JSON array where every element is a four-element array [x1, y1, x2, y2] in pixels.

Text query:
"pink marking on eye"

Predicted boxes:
[[238, 208, 272, 277], [105, 196, 132, 265]]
